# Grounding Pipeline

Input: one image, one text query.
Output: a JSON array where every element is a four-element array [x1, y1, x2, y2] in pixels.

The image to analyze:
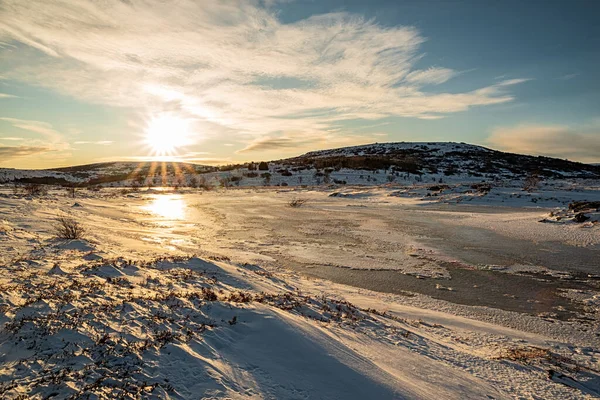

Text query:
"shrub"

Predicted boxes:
[[523, 174, 541, 192], [288, 198, 308, 208], [23, 183, 47, 196], [470, 183, 492, 193], [64, 184, 77, 198], [54, 217, 85, 239]]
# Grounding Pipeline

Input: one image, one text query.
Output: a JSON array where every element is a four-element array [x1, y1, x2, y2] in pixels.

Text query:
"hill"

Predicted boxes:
[[0, 161, 215, 186], [281, 142, 600, 179], [1, 142, 599, 187]]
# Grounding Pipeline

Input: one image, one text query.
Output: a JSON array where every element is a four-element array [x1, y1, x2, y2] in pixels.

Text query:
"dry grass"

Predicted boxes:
[[493, 346, 550, 362], [288, 198, 308, 208], [54, 217, 85, 239]]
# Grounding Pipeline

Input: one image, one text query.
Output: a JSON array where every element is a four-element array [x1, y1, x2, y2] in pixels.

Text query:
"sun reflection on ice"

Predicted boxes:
[[144, 195, 187, 220]]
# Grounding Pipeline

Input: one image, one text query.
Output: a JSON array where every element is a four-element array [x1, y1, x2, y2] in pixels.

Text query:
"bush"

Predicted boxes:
[[288, 198, 308, 208], [523, 174, 541, 192], [64, 184, 77, 198], [54, 217, 85, 239], [470, 183, 492, 193], [23, 183, 47, 196]]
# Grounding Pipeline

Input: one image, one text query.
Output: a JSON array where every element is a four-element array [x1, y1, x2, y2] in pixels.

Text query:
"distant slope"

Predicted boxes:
[[281, 142, 600, 179], [0, 161, 215, 185], [1, 142, 598, 187]]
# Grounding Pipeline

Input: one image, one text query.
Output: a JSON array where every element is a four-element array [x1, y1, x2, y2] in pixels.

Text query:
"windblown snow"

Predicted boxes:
[[1, 142, 599, 399]]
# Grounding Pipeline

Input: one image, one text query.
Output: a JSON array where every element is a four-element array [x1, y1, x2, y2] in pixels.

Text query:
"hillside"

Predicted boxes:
[[1, 142, 599, 188], [282, 142, 600, 179], [0, 162, 215, 186]]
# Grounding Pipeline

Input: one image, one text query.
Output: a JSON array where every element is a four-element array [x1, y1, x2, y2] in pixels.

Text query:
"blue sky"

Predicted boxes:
[[0, 0, 598, 168]]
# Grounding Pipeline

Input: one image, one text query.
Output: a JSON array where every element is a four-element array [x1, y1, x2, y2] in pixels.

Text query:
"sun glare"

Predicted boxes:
[[144, 195, 186, 220], [145, 114, 192, 156]]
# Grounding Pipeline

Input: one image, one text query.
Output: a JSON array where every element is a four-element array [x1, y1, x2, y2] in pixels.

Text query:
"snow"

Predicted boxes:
[[0, 182, 599, 399], [3, 142, 599, 190]]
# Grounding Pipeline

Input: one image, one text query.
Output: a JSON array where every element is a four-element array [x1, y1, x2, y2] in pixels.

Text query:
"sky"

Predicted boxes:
[[0, 0, 599, 169]]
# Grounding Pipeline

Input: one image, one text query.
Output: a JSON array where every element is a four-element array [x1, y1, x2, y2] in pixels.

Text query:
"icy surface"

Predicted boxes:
[[0, 183, 599, 399]]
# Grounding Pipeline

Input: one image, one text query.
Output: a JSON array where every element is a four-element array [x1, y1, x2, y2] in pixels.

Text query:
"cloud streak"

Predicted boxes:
[[0, 117, 65, 144], [73, 140, 113, 145], [0, 0, 528, 151], [0, 145, 52, 160], [487, 123, 600, 163], [238, 131, 374, 154]]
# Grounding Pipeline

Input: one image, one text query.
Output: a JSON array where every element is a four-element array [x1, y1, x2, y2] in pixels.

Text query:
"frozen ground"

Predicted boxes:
[[0, 182, 599, 399]]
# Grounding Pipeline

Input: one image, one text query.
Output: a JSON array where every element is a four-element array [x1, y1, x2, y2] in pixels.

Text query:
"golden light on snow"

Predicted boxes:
[[144, 114, 193, 156], [144, 195, 186, 220]]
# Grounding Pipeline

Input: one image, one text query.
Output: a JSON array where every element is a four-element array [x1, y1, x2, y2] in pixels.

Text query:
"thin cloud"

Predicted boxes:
[[0, 136, 23, 140], [0, 145, 52, 160], [405, 67, 456, 85], [0, 118, 71, 165], [238, 132, 370, 154], [560, 73, 579, 80], [73, 140, 113, 145], [0, 0, 528, 148], [0, 117, 65, 144], [495, 78, 531, 86], [0, 93, 16, 98], [487, 123, 600, 163]]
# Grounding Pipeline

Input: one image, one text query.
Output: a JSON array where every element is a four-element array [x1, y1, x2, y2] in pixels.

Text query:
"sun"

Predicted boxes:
[[144, 114, 192, 156]]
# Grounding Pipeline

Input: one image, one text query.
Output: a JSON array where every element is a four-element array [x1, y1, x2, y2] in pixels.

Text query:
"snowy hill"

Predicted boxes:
[[0, 162, 215, 186], [300, 141, 491, 158], [1, 142, 599, 188], [283, 142, 600, 180]]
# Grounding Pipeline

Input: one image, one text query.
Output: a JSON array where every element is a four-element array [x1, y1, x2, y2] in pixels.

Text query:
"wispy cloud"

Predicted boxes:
[[238, 132, 371, 154], [0, 117, 65, 144], [495, 78, 531, 86], [0, 145, 52, 160], [0, 93, 16, 98], [0, 0, 528, 151], [487, 123, 600, 163], [73, 140, 113, 145], [560, 73, 579, 80], [0, 117, 71, 164], [405, 67, 456, 85]]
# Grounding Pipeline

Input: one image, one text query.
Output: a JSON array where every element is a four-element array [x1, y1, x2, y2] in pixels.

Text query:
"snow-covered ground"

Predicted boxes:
[[0, 183, 599, 399]]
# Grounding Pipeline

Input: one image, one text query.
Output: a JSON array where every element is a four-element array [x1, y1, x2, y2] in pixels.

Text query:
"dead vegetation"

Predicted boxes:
[[0, 254, 423, 399], [492, 345, 600, 376], [53, 217, 85, 239], [523, 174, 541, 192], [288, 198, 308, 208], [12, 183, 48, 196], [569, 201, 600, 213]]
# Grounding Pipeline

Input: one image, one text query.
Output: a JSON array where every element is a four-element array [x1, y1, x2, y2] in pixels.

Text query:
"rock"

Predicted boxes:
[[569, 201, 600, 212], [574, 213, 590, 223], [48, 264, 68, 275]]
